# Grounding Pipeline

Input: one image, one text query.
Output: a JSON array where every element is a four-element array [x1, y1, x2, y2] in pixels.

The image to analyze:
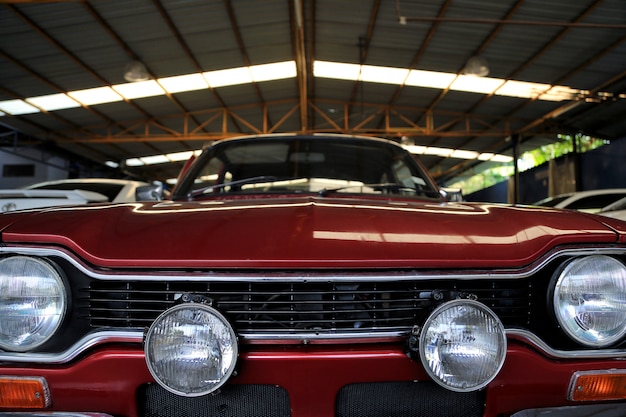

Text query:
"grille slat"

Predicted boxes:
[[85, 279, 531, 335]]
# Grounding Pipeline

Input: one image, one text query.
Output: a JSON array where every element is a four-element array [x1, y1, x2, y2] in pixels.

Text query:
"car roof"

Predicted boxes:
[[536, 189, 626, 211]]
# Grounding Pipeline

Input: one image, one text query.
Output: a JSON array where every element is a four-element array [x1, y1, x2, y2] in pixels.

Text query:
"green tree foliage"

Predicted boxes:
[[449, 134, 608, 195]]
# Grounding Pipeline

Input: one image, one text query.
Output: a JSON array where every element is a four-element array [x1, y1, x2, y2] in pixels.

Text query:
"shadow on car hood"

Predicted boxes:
[[0, 196, 622, 269]]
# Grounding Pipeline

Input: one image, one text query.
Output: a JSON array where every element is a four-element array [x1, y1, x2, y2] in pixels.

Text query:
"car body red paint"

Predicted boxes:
[[1, 134, 626, 416], [1, 199, 618, 268]]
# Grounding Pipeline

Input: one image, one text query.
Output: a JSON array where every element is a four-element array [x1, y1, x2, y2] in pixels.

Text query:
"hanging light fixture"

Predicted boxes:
[[123, 60, 150, 82], [463, 56, 489, 77]]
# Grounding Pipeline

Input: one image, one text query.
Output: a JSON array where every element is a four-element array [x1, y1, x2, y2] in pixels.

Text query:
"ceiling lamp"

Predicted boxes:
[[464, 56, 489, 77], [123, 60, 150, 82]]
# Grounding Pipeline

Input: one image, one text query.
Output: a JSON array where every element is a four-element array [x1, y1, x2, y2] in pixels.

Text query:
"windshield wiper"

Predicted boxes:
[[188, 176, 279, 199], [318, 183, 439, 197]]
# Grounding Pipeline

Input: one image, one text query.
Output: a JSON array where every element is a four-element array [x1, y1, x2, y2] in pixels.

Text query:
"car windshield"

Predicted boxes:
[[174, 136, 440, 200]]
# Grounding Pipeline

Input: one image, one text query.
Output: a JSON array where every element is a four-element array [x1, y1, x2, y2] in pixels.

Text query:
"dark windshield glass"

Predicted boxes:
[[535, 195, 572, 207], [602, 197, 626, 212], [567, 193, 626, 211], [174, 136, 439, 200]]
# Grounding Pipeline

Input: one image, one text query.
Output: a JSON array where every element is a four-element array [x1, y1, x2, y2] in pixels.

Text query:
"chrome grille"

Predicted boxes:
[[84, 279, 531, 335]]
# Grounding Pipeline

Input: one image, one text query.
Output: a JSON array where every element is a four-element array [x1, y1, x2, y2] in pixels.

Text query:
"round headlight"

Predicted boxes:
[[0, 256, 67, 352], [419, 299, 506, 392], [144, 303, 238, 397], [553, 255, 626, 347]]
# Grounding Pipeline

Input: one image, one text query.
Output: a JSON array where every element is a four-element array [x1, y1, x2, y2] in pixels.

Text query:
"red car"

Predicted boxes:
[[1, 134, 626, 417]]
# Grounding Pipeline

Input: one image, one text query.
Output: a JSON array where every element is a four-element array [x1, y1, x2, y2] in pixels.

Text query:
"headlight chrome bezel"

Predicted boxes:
[[553, 255, 626, 347], [419, 299, 507, 392], [144, 302, 238, 397], [0, 256, 68, 352]]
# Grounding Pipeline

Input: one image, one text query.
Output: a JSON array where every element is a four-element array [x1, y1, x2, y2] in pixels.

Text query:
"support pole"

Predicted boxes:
[[512, 134, 520, 204]]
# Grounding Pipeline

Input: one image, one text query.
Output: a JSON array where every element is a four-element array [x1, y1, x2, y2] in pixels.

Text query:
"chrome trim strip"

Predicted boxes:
[[0, 329, 407, 364], [237, 331, 407, 344], [0, 413, 114, 417], [510, 404, 626, 417], [0, 331, 143, 364], [2, 245, 626, 282], [1, 328, 625, 364], [507, 329, 626, 359], [2, 245, 626, 364]]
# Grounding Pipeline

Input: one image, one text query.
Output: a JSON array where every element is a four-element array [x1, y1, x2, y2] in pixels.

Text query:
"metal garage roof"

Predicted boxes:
[[1, 0, 625, 184]]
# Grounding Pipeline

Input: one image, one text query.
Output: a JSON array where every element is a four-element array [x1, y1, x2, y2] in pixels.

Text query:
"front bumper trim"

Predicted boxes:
[[511, 403, 626, 416], [3, 328, 626, 365], [0, 414, 113, 417]]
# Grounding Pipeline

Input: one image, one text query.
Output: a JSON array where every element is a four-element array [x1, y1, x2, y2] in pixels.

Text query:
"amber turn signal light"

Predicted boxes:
[[569, 370, 626, 402], [0, 376, 50, 409]]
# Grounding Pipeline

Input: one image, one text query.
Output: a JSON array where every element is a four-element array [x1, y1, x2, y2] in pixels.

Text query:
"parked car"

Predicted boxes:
[[2, 134, 626, 417], [0, 178, 160, 212], [534, 188, 626, 213], [0, 188, 109, 212], [599, 196, 626, 221]]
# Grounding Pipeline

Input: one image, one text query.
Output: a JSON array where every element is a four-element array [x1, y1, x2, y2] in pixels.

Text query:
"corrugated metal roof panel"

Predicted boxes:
[[0, 0, 624, 185]]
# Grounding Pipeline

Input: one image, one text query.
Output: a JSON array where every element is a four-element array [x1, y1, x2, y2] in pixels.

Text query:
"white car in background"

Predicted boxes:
[[599, 196, 626, 221], [0, 178, 160, 212], [533, 188, 626, 213]]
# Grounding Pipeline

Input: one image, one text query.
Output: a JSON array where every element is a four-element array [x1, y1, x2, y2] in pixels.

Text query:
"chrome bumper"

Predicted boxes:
[[512, 403, 626, 416], [0, 411, 113, 417]]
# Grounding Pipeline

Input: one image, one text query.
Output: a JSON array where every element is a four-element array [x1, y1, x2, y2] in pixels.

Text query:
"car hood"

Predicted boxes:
[[1, 196, 625, 269]]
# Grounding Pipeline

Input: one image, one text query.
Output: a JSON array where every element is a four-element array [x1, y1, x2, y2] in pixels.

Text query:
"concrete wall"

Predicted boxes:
[[0, 148, 70, 188]]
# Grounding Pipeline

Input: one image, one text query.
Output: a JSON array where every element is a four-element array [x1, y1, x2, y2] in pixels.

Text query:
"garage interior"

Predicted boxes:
[[1, 0, 625, 203]]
